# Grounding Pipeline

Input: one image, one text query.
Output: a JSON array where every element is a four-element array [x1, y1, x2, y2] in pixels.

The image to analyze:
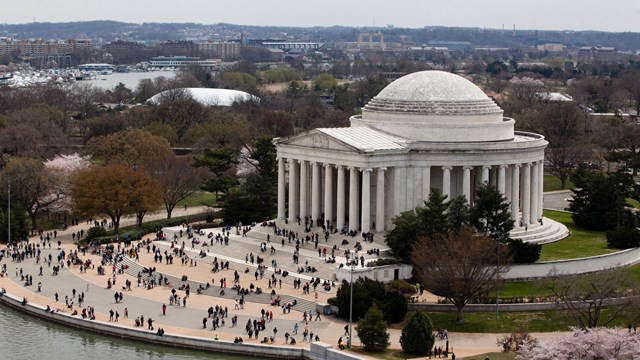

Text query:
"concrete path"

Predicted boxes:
[[0, 206, 538, 359]]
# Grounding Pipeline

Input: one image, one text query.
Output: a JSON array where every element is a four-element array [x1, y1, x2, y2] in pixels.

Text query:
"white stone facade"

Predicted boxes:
[[275, 71, 547, 233]]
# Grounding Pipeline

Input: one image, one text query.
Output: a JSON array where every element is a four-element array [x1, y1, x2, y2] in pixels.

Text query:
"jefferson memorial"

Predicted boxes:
[[275, 71, 567, 241]]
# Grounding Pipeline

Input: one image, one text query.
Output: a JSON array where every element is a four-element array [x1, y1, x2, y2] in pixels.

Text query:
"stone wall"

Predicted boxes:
[[505, 247, 640, 280], [334, 264, 412, 283]]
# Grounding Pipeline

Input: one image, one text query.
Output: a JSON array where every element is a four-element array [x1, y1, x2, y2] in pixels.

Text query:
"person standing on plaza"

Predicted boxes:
[[162, 303, 166, 316]]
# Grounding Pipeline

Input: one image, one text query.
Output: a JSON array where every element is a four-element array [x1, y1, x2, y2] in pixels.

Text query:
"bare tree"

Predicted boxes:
[[412, 225, 511, 322], [143, 155, 206, 219], [544, 268, 639, 328]]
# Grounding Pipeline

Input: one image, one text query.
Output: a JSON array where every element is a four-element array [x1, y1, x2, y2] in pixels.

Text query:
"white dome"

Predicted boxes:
[[352, 71, 513, 142], [148, 88, 258, 106], [364, 70, 502, 116]]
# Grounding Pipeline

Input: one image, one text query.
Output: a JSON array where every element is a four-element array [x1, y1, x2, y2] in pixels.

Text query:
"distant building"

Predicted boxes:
[[536, 43, 566, 52], [157, 40, 199, 57], [577, 46, 619, 63], [103, 40, 147, 64], [197, 41, 240, 61], [148, 88, 258, 107], [149, 56, 220, 68]]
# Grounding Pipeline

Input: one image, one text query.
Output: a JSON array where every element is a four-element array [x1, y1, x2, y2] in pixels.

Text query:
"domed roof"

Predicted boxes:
[[364, 70, 502, 115], [148, 88, 258, 106]]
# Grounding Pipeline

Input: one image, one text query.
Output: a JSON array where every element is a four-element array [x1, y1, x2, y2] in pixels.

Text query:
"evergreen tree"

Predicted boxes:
[[470, 183, 514, 242], [448, 195, 470, 231], [400, 311, 435, 355], [334, 278, 385, 321], [417, 188, 452, 240], [569, 165, 637, 231], [193, 147, 239, 199], [385, 188, 453, 261], [356, 304, 390, 353], [384, 209, 420, 262]]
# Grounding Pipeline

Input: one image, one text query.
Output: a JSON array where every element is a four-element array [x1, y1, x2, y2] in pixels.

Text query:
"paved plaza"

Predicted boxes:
[[0, 206, 562, 359]]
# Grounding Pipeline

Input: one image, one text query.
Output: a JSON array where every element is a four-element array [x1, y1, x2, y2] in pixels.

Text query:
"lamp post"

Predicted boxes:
[[348, 253, 355, 348], [7, 178, 10, 244]]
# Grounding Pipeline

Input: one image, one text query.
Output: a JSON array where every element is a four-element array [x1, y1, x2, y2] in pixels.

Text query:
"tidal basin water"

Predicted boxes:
[[0, 305, 269, 360]]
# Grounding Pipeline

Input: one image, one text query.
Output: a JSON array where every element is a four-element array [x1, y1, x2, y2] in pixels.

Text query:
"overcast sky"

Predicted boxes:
[[1, 0, 639, 33]]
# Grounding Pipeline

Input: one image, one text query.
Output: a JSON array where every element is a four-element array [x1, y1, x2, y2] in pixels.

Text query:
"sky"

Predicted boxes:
[[1, 0, 640, 33]]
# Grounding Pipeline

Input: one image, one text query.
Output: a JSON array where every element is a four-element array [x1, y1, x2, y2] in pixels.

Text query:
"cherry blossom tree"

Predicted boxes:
[[43, 154, 91, 217], [517, 327, 640, 359]]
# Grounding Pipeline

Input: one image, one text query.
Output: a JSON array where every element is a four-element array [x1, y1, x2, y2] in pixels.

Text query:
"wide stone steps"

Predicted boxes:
[[510, 216, 570, 244], [120, 257, 318, 314]]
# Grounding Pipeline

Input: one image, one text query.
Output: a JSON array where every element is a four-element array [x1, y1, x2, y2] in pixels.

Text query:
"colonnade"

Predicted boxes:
[[276, 158, 545, 233]]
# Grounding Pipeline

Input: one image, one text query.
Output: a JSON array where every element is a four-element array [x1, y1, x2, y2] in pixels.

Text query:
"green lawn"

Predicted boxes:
[[543, 175, 574, 192], [176, 191, 217, 207], [491, 280, 552, 298], [538, 210, 613, 261], [403, 309, 626, 333]]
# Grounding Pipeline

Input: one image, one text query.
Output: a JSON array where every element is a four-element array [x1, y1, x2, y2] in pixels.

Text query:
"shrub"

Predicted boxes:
[[335, 278, 407, 322], [85, 226, 107, 241], [356, 304, 390, 353], [507, 238, 541, 263], [378, 290, 408, 323], [387, 280, 417, 294], [606, 228, 640, 249], [400, 311, 435, 355], [366, 258, 399, 267]]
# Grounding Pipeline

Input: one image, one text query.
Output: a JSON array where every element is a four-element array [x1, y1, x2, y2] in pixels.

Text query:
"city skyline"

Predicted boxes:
[[1, 0, 639, 33]]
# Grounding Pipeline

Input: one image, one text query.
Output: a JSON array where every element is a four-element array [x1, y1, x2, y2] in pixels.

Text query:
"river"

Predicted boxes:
[[83, 70, 177, 91], [0, 305, 267, 360]]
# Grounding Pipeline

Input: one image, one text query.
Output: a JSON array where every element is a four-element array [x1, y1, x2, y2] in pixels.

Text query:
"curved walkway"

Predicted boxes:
[[0, 206, 550, 359]]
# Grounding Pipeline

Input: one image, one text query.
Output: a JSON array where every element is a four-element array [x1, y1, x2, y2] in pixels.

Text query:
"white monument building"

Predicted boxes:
[[275, 71, 567, 241]]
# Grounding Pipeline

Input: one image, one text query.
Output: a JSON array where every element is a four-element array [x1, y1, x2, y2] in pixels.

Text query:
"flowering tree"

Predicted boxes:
[[517, 327, 640, 359], [43, 154, 91, 216]]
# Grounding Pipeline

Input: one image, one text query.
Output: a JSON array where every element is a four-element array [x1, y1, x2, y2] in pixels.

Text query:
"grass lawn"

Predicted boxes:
[[490, 280, 552, 298], [538, 210, 613, 261], [391, 309, 627, 333], [176, 191, 217, 207], [543, 175, 574, 192]]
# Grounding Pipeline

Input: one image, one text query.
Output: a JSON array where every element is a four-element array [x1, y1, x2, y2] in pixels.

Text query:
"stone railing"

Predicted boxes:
[[504, 247, 640, 280]]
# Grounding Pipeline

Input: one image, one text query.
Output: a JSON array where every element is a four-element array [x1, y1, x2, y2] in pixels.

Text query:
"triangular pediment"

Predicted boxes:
[[279, 130, 358, 152]]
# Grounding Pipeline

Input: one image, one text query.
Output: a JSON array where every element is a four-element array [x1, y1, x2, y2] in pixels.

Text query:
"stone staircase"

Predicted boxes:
[[510, 216, 570, 244], [119, 256, 319, 314]]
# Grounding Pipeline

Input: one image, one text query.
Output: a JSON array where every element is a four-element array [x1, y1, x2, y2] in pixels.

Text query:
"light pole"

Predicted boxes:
[[7, 178, 10, 244], [348, 253, 355, 348]]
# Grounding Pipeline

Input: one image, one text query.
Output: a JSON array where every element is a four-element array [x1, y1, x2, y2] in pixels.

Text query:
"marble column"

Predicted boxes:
[[288, 159, 297, 222], [311, 162, 321, 222], [277, 157, 286, 220], [299, 160, 308, 220], [511, 164, 520, 224], [349, 167, 360, 231], [323, 163, 333, 226], [530, 161, 539, 225], [422, 166, 431, 202], [361, 168, 372, 233], [522, 163, 531, 225], [538, 160, 544, 220], [442, 166, 452, 199], [462, 166, 472, 203], [336, 165, 345, 230], [376, 167, 386, 232], [482, 165, 490, 184], [498, 165, 507, 195]]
